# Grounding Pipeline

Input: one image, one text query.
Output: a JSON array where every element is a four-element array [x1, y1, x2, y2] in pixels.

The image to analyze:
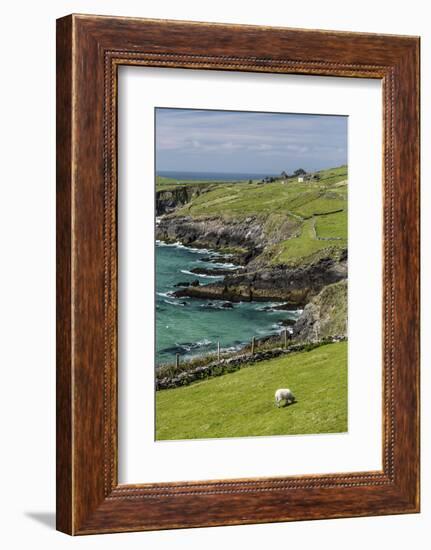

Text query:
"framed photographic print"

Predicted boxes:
[[56, 14, 420, 534]]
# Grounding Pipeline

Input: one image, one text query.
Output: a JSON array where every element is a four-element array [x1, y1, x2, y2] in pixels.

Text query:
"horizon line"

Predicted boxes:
[[157, 164, 347, 175]]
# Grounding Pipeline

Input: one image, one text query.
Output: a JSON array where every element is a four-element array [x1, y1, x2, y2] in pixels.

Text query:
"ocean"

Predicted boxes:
[[157, 170, 276, 182], [155, 241, 300, 366]]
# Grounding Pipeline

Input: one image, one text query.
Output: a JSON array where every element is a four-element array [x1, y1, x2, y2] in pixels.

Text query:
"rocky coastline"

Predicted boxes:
[[155, 185, 348, 348], [172, 255, 346, 306], [156, 213, 346, 306], [156, 184, 213, 215]]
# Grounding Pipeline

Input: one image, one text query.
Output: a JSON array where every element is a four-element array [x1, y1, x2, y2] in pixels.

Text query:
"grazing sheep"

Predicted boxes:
[[275, 388, 295, 407]]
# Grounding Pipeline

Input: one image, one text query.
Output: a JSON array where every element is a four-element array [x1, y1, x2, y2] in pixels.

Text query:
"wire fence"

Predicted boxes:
[[167, 328, 293, 372]]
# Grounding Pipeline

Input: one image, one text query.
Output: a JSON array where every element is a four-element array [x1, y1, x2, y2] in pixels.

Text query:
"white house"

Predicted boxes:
[[298, 172, 320, 183]]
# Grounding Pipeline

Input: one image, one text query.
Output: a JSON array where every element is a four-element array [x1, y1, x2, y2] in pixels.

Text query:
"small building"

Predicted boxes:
[[298, 172, 320, 183]]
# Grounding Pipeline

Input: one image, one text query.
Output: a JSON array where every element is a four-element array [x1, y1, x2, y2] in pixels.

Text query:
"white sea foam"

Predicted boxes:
[[195, 338, 212, 347], [155, 240, 215, 255], [256, 327, 274, 335], [156, 291, 174, 298], [164, 299, 186, 307], [254, 303, 302, 316], [254, 302, 281, 312], [176, 339, 213, 352], [200, 303, 227, 310], [179, 269, 223, 279], [156, 240, 183, 248], [209, 262, 238, 269]]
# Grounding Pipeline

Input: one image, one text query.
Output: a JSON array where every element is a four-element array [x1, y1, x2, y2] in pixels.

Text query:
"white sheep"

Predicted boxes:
[[275, 388, 295, 407]]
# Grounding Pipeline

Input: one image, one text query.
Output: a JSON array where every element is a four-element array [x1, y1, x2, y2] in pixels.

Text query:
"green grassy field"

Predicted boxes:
[[156, 341, 347, 440], [173, 165, 347, 218], [155, 175, 253, 192], [268, 218, 347, 265], [167, 165, 347, 266], [315, 210, 347, 239]]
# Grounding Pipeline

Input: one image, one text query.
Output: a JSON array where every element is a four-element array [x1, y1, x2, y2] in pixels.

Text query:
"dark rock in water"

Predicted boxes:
[[190, 279, 200, 287], [221, 301, 234, 309], [174, 281, 190, 287], [270, 303, 301, 311], [180, 302, 188, 306], [173, 254, 347, 305], [278, 318, 297, 327], [199, 255, 220, 263], [260, 304, 297, 311], [190, 266, 239, 276], [200, 303, 216, 311]]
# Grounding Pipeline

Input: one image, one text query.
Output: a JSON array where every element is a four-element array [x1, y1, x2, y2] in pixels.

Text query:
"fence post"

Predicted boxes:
[[176, 353, 179, 368], [284, 329, 288, 348], [217, 341, 220, 362], [251, 336, 255, 355]]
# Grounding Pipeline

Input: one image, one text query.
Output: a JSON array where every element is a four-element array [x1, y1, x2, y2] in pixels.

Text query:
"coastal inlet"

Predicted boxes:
[[156, 240, 301, 366]]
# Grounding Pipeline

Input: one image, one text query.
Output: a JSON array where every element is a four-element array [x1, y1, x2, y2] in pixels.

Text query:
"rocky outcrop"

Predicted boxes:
[[156, 193, 348, 340], [156, 215, 266, 255], [293, 279, 347, 342], [190, 266, 241, 276], [174, 254, 347, 307], [156, 185, 212, 215]]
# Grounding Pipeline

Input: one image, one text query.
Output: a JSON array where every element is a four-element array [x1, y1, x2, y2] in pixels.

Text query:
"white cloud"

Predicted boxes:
[[155, 108, 347, 173]]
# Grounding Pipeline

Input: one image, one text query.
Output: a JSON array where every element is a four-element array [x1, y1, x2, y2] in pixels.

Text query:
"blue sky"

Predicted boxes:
[[155, 108, 347, 175]]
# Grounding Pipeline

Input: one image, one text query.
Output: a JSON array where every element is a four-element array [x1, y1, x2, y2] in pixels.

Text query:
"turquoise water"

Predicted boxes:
[[155, 241, 300, 366]]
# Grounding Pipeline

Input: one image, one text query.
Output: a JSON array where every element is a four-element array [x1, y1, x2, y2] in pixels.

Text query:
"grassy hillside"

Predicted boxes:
[[168, 165, 347, 266], [155, 175, 257, 192], [315, 210, 347, 239], [267, 217, 346, 265], [155, 175, 218, 192], [156, 341, 347, 440], [174, 165, 347, 218]]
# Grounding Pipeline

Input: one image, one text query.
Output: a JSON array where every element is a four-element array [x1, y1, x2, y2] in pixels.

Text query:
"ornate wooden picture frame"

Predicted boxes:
[[56, 14, 420, 535]]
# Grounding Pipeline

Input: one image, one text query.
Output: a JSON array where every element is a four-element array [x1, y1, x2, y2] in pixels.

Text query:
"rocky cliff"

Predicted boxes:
[[156, 185, 213, 216], [157, 211, 346, 306], [156, 180, 348, 329], [156, 214, 268, 261], [174, 253, 347, 306], [293, 279, 347, 341]]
